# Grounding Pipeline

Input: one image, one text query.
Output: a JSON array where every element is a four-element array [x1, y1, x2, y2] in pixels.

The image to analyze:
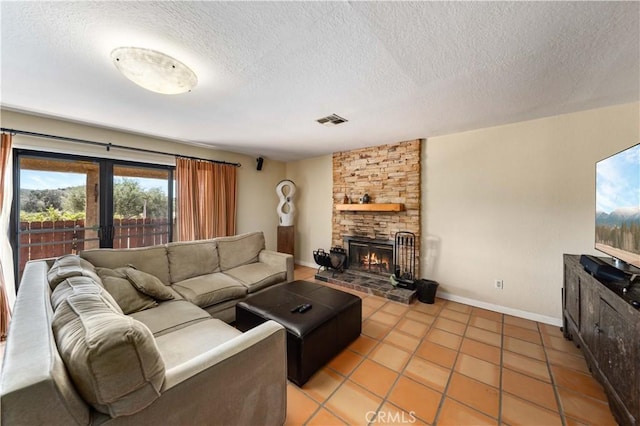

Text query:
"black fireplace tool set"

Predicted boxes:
[[392, 231, 416, 289]]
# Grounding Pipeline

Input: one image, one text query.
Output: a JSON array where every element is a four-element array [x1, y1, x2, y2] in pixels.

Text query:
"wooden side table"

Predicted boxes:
[[277, 226, 294, 255]]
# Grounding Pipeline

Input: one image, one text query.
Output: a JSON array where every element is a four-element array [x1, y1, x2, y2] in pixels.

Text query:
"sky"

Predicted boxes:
[[20, 170, 169, 192], [596, 143, 640, 213]]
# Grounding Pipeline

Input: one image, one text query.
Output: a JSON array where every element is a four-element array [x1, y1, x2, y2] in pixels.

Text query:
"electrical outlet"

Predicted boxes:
[[495, 279, 503, 290]]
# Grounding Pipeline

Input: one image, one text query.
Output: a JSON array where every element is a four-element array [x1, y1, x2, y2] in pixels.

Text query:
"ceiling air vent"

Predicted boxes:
[[316, 114, 348, 127]]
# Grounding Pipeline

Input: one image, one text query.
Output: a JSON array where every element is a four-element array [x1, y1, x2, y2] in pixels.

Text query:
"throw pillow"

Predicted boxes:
[[96, 266, 130, 278], [96, 268, 157, 314], [52, 292, 165, 417], [126, 268, 175, 301]]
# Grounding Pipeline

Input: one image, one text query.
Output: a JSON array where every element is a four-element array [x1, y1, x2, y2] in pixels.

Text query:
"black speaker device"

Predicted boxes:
[[579, 255, 627, 282], [256, 157, 264, 171]]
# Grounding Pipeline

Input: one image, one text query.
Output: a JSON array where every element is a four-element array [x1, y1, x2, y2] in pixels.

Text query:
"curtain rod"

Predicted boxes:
[[0, 128, 242, 167]]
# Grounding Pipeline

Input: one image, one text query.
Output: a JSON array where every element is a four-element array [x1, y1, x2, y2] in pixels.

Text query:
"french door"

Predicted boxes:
[[13, 150, 174, 279]]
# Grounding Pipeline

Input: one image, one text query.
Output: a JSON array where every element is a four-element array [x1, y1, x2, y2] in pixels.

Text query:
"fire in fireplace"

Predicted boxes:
[[344, 237, 394, 275]]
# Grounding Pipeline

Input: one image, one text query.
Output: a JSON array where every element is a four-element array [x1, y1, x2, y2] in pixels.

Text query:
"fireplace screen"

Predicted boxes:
[[347, 240, 393, 274]]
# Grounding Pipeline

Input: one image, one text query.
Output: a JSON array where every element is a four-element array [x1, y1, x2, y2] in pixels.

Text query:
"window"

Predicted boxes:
[[111, 165, 172, 248], [13, 150, 174, 279]]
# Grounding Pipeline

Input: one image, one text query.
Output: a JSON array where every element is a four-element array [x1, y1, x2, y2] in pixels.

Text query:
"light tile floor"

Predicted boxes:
[[287, 265, 617, 425]]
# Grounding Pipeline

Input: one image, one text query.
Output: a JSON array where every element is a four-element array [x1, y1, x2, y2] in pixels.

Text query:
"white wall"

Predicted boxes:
[[0, 109, 286, 249], [285, 155, 333, 265], [423, 103, 640, 323]]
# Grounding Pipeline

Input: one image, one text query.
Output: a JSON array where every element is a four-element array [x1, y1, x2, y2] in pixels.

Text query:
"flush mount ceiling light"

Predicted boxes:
[[111, 47, 197, 95]]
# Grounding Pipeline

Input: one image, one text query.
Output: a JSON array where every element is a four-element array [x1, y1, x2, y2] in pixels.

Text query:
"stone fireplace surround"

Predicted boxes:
[[318, 139, 422, 303]]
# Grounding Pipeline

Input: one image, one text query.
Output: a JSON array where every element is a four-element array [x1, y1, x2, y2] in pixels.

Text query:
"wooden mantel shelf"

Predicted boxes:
[[336, 203, 404, 212]]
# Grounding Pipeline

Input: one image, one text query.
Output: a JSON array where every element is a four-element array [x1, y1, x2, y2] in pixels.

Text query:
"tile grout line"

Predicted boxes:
[[438, 309, 508, 423], [501, 323, 572, 418], [302, 291, 403, 426], [300, 266, 422, 425], [302, 291, 377, 426], [368, 298, 446, 424], [502, 318, 579, 424], [380, 296, 555, 423], [430, 303, 471, 425], [389, 302, 505, 424], [541, 323, 568, 426], [399, 303, 507, 424], [297, 277, 366, 426], [352, 296, 444, 425], [367, 298, 434, 425]]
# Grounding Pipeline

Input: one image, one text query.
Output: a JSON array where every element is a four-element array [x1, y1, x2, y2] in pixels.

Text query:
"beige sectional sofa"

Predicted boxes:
[[80, 231, 294, 323], [0, 231, 292, 425]]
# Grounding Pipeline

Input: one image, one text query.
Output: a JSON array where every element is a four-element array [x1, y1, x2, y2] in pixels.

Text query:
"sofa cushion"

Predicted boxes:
[[47, 254, 101, 289], [166, 239, 220, 283], [216, 232, 265, 271], [126, 268, 175, 301], [225, 263, 287, 294], [172, 273, 247, 308], [81, 245, 171, 285], [51, 276, 122, 313], [52, 292, 165, 418], [129, 300, 212, 336], [97, 268, 157, 314]]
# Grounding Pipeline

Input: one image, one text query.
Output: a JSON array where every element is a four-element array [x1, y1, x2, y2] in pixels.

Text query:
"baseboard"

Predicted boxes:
[[294, 262, 563, 327], [437, 290, 562, 327]]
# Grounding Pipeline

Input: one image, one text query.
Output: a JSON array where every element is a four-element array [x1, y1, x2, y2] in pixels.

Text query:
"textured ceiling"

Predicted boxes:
[[1, 1, 638, 161]]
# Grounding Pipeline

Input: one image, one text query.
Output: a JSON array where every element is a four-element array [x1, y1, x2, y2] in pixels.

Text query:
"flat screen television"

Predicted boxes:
[[595, 142, 640, 271]]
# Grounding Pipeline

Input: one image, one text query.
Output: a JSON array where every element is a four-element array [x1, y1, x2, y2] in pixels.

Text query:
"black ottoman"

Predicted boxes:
[[236, 280, 362, 386]]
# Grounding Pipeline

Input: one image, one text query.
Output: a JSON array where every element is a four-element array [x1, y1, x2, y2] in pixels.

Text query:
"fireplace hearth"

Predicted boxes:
[[314, 269, 416, 304]]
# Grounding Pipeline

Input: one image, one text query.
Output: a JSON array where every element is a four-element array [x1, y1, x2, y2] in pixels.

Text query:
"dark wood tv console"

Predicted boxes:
[[563, 254, 640, 425]]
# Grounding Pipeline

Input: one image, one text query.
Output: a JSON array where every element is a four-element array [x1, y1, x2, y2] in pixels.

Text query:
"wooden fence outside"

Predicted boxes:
[[18, 218, 171, 274]]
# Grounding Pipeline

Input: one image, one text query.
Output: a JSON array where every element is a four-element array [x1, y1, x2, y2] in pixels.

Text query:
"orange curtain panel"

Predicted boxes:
[[175, 157, 237, 241]]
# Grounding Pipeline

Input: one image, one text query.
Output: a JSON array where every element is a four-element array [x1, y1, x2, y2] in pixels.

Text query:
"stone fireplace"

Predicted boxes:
[[315, 139, 422, 304], [332, 139, 422, 276]]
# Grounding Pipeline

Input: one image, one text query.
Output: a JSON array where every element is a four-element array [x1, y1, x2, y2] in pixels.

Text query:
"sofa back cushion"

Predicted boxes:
[[47, 254, 101, 290], [52, 292, 165, 418], [80, 245, 171, 284], [166, 239, 219, 283], [216, 232, 265, 271]]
